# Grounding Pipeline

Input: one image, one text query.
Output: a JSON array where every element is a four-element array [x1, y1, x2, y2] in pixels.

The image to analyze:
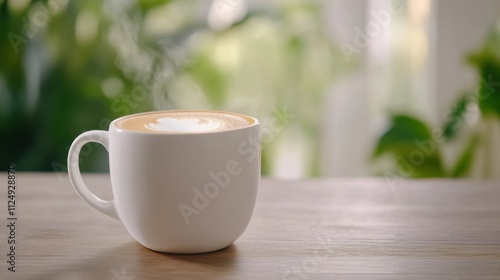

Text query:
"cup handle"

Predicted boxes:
[[67, 130, 119, 220]]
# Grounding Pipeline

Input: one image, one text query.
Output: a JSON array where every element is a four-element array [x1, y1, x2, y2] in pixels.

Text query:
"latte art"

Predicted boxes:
[[115, 111, 254, 133], [145, 117, 223, 133]]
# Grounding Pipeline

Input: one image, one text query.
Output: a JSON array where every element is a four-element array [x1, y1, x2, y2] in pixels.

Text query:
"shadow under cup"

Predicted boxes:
[[68, 111, 260, 254]]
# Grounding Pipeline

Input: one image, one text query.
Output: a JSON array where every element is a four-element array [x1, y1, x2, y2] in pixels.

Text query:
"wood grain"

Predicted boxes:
[[0, 173, 499, 279]]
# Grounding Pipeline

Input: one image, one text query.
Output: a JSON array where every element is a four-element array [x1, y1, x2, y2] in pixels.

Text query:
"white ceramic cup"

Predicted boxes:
[[67, 111, 260, 253]]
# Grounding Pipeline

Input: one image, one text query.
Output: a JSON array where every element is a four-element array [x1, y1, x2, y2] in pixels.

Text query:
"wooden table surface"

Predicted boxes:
[[0, 173, 499, 280]]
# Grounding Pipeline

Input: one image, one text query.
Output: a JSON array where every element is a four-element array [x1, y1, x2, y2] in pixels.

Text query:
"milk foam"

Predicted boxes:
[[115, 111, 253, 133], [145, 117, 223, 133]]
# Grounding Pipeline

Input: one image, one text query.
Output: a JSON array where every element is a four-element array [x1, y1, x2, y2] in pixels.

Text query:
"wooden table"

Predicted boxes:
[[0, 173, 499, 279]]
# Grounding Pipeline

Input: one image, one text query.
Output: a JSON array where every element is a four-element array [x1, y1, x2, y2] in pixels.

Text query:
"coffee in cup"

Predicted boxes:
[[115, 111, 254, 133]]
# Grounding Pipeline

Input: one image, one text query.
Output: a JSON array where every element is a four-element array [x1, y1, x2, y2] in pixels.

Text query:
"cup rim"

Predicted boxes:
[[110, 110, 259, 135]]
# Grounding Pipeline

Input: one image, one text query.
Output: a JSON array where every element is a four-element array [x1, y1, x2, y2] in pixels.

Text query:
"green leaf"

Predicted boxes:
[[442, 94, 474, 140], [373, 115, 445, 178], [138, 0, 171, 12], [467, 26, 500, 118], [451, 134, 480, 177], [373, 115, 433, 157], [475, 57, 500, 117]]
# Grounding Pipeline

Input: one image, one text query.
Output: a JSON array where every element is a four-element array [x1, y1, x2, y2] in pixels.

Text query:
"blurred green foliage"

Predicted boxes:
[[373, 22, 500, 178], [0, 0, 173, 171], [373, 115, 444, 178], [468, 27, 500, 117], [0, 0, 347, 175], [167, 2, 352, 175]]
